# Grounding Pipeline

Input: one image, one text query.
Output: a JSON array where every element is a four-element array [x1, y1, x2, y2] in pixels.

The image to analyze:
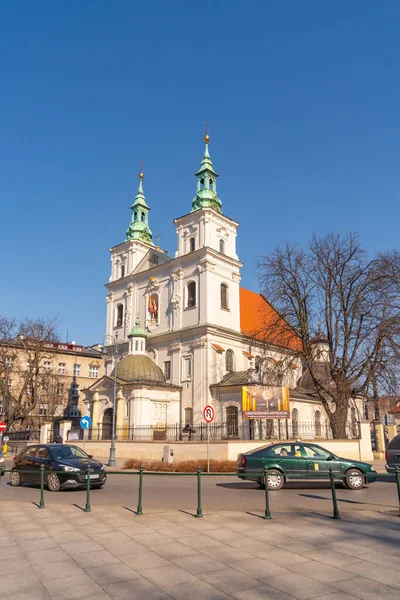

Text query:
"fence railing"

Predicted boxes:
[[64, 420, 360, 442], [6, 429, 40, 441], [1, 465, 399, 520]]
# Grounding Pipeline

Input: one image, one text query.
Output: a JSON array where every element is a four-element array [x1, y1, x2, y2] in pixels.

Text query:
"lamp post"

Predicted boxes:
[[104, 333, 119, 467]]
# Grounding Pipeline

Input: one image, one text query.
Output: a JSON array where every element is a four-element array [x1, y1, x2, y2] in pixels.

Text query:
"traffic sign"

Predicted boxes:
[[3, 436, 9, 443], [80, 416, 92, 429], [203, 405, 214, 423], [0, 422, 6, 432]]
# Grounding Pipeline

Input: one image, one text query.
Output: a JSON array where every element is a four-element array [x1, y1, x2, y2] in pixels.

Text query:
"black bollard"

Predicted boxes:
[[329, 467, 340, 519]]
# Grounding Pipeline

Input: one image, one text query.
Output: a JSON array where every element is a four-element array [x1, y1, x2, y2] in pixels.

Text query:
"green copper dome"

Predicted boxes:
[[126, 171, 154, 244], [113, 354, 165, 384], [128, 319, 147, 339]]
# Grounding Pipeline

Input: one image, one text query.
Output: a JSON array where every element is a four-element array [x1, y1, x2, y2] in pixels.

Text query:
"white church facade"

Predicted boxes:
[[84, 134, 359, 440]]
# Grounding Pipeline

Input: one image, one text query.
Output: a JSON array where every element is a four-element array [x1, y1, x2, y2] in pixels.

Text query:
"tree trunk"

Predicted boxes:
[[327, 398, 349, 439]]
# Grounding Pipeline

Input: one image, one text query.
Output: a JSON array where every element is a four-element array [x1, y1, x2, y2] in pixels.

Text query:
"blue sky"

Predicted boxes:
[[1, 1, 400, 345]]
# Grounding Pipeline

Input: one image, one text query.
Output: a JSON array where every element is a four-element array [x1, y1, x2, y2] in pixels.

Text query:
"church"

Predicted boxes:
[[84, 134, 345, 440]]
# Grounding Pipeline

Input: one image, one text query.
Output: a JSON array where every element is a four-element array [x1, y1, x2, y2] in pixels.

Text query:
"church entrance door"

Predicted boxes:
[[102, 408, 113, 440]]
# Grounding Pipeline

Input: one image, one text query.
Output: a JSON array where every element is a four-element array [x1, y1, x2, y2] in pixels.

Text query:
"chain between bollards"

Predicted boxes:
[[84, 466, 91, 512], [329, 467, 340, 519], [196, 466, 203, 518], [137, 465, 143, 515], [263, 466, 272, 519], [395, 467, 400, 517], [39, 464, 45, 509]]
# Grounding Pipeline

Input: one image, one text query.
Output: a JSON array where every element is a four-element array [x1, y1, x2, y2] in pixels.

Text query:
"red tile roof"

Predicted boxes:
[[239, 288, 301, 351]]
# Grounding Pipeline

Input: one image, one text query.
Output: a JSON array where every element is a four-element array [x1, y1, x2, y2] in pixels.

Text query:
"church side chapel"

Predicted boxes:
[[84, 133, 362, 440]]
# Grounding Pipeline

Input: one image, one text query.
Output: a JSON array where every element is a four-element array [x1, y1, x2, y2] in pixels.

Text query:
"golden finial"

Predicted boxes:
[[138, 162, 144, 180], [204, 121, 210, 144]]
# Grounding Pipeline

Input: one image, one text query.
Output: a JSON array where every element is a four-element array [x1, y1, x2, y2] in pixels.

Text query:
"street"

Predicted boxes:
[[1, 469, 398, 515]]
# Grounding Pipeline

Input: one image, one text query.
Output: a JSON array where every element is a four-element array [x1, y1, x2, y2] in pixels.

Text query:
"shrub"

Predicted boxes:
[[123, 458, 236, 472]]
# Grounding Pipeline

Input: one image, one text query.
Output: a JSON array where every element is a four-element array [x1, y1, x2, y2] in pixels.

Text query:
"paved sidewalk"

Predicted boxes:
[[1, 505, 400, 600]]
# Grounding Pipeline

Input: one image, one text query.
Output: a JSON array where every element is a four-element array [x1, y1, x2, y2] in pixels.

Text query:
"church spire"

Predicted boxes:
[[191, 129, 222, 213], [126, 168, 153, 244]]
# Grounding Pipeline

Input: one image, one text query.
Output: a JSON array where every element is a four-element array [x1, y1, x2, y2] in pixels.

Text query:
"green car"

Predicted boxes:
[[237, 442, 377, 490]]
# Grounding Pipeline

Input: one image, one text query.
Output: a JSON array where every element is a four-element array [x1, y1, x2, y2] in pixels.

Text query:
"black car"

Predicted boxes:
[[10, 444, 107, 491], [385, 434, 400, 474]]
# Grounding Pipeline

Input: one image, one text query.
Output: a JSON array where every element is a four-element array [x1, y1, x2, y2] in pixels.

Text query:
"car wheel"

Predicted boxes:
[[344, 468, 364, 490], [265, 469, 284, 490], [9, 470, 21, 486], [47, 473, 61, 492]]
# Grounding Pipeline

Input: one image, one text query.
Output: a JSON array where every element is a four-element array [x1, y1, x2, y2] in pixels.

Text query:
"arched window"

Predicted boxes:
[[185, 407, 193, 426], [135, 340, 139, 351], [220, 283, 228, 309], [219, 239, 225, 254], [255, 355, 262, 373], [134, 211, 138, 222], [209, 178, 213, 190], [315, 410, 321, 437], [187, 282, 196, 308], [226, 406, 238, 436], [148, 293, 159, 322], [226, 349, 235, 372], [141, 212, 145, 222], [120, 264, 125, 278], [189, 237, 195, 252], [292, 408, 299, 438], [116, 304, 123, 328], [200, 178, 205, 190]]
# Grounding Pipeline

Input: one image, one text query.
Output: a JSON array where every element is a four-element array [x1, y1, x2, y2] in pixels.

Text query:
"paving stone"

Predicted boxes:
[[60, 540, 104, 555], [257, 547, 310, 566], [165, 580, 233, 600], [1, 555, 36, 574], [91, 531, 132, 545], [172, 554, 227, 574], [199, 567, 260, 594], [230, 558, 289, 580], [149, 541, 198, 559], [227, 536, 276, 554], [232, 584, 301, 599], [85, 562, 141, 585], [122, 549, 170, 571], [358, 550, 400, 569], [7, 586, 52, 600], [308, 593, 361, 600], [32, 559, 86, 581], [204, 528, 243, 541], [129, 532, 171, 547], [17, 537, 59, 552], [25, 547, 71, 566], [0, 535, 19, 547], [179, 533, 222, 549], [1, 569, 42, 595], [103, 578, 169, 599], [50, 530, 90, 543], [73, 549, 120, 568], [322, 542, 373, 558], [341, 561, 400, 589], [201, 544, 255, 563], [0, 544, 23, 559], [103, 539, 147, 557], [260, 571, 335, 600], [332, 577, 400, 600], [140, 564, 197, 587], [288, 560, 355, 584], [301, 549, 364, 569], [43, 573, 104, 600]]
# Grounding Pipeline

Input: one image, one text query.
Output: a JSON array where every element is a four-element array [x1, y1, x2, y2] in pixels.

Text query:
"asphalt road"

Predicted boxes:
[[1, 466, 398, 515]]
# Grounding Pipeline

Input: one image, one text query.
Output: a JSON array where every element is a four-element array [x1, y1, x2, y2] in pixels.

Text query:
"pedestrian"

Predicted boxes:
[[54, 435, 63, 444]]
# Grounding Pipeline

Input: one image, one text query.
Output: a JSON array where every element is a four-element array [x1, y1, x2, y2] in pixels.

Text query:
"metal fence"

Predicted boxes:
[[6, 429, 40, 441], [64, 420, 359, 442]]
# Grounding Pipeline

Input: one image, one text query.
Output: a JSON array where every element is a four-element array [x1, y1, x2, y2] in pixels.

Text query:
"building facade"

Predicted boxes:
[[84, 134, 361, 439]]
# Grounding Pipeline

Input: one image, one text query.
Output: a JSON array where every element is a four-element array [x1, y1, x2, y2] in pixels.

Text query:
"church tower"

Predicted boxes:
[[125, 169, 153, 245]]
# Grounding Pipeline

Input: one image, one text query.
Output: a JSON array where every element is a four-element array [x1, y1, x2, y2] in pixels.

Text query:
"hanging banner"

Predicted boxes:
[[242, 385, 290, 419]]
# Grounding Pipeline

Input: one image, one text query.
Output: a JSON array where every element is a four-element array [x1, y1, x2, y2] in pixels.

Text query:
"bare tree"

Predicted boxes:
[[0, 316, 66, 429], [257, 232, 400, 438]]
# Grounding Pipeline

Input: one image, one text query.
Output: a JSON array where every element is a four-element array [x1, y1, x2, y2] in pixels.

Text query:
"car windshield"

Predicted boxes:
[[49, 446, 89, 461]]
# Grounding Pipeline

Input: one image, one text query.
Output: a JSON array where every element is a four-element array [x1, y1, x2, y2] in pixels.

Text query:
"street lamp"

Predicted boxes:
[[103, 333, 119, 467]]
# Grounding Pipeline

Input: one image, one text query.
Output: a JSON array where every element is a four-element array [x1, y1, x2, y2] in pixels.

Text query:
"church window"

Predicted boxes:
[[124, 402, 129, 418], [164, 361, 171, 380], [200, 178, 205, 190], [148, 293, 159, 323], [141, 212, 145, 222], [185, 407, 193, 425], [189, 237, 195, 252], [226, 406, 238, 436], [187, 282, 196, 308], [220, 283, 228, 309], [121, 264, 125, 278], [134, 211, 138, 222], [135, 340, 139, 351], [219, 239, 225, 254], [182, 356, 192, 380], [209, 178, 213, 190], [255, 355, 262, 373], [225, 349, 235, 372], [116, 304, 124, 328]]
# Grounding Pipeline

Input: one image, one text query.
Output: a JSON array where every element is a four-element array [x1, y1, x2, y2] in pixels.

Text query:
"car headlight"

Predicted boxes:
[[61, 465, 80, 472], [370, 467, 376, 472]]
